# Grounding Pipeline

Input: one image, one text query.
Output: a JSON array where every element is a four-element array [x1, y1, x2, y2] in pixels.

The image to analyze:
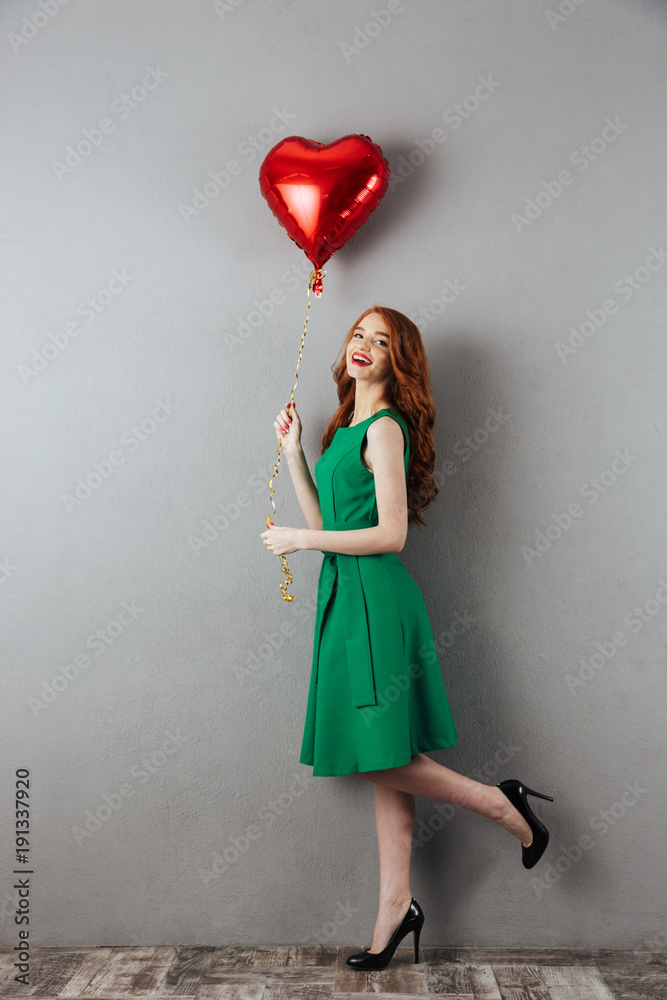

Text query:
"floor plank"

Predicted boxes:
[[56, 949, 116, 997], [70, 947, 178, 997], [0, 957, 22, 993], [334, 943, 428, 994], [264, 987, 333, 1000], [8, 950, 100, 997], [492, 989, 550, 1000], [204, 949, 256, 969], [201, 966, 335, 987], [426, 962, 502, 997], [0, 945, 664, 998], [0, 950, 107, 997], [421, 947, 664, 967], [194, 988, 265, 1000], [491, 965, 551, 1000], [541, 965, 616, 999], [160, 948, 217, 995], [595, 970, 667, 1000], [286, 948, 339, 968]]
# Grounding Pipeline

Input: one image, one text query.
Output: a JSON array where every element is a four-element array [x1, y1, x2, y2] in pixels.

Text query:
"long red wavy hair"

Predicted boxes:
[[320, 305, 438, 530]]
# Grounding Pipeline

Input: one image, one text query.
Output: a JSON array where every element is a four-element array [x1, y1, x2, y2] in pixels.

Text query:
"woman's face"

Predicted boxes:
[[346, 311, 393, 388]]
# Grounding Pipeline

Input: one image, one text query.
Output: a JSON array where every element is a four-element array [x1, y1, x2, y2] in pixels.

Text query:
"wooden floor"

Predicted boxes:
[[0, 945, 665, 999]]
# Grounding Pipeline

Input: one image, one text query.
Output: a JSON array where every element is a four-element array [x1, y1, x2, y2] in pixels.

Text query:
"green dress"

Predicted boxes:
[[299, 406, 458, 777]]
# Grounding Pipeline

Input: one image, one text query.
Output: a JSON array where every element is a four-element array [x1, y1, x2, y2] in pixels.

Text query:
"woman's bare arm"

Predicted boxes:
[[274, 401, 323, 530]]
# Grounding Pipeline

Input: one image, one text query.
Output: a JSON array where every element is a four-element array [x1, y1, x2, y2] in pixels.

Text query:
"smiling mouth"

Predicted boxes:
[[351, 353, 372, 366]]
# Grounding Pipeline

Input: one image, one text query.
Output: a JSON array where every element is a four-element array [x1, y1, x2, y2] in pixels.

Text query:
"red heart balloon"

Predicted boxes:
[[259, 134, 390, 290]]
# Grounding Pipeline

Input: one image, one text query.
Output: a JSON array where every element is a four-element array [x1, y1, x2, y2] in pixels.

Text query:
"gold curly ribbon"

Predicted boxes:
[[267, 267, 325, 601]]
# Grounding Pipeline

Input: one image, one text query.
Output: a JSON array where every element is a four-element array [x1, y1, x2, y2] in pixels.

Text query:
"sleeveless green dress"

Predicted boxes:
[[299, 406, 458, 777]]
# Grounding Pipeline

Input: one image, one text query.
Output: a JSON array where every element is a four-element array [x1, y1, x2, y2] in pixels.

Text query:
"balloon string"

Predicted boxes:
[[267, 267, 326, 601]]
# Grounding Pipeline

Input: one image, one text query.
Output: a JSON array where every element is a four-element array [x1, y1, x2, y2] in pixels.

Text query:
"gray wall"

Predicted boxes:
[[1, 0, 666, 949]]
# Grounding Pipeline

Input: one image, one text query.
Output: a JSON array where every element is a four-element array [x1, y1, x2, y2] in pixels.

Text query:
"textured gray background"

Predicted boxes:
[[1, 0, 666, 949]]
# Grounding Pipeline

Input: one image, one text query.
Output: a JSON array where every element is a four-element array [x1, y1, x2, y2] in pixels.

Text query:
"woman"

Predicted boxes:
[[260, 305, 553, 970]]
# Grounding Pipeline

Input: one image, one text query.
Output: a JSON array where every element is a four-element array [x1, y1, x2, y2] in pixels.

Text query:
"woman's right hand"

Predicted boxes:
[[273, 400, 302, 452]]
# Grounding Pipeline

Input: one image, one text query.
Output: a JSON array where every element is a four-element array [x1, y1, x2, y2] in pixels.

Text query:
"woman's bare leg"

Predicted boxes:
[[366, 783, 415, 954], [357, 753, 534, 845]]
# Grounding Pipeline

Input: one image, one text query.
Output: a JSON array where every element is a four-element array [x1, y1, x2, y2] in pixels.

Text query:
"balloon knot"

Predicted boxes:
[[310, 268, 325, 296]]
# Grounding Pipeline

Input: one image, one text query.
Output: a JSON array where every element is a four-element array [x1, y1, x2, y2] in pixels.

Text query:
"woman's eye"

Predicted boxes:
[[353, 332, 387, 346]]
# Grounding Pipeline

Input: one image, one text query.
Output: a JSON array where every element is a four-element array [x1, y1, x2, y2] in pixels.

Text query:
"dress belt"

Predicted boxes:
[[315, 518, 379, 709]]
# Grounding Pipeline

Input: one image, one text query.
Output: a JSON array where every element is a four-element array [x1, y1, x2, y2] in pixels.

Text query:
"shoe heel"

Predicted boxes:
[[346, 898, 424, 972], [523, 785, 554, 802]]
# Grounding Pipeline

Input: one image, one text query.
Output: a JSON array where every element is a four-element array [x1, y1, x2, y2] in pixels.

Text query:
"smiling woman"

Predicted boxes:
[[261, 304, 554, 970], [292, 308, 456, 780]]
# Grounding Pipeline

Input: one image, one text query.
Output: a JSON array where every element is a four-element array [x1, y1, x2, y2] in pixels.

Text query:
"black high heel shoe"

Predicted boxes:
[[497, 778, 554, 870], [346, 897, 424, 970]]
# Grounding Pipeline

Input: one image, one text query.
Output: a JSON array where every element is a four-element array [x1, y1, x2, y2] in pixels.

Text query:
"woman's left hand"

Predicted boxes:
[[260, 524, 304, 556]]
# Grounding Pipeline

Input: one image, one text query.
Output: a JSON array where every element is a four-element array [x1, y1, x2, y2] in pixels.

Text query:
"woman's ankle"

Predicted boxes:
[[378, 891, 413, 910]]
